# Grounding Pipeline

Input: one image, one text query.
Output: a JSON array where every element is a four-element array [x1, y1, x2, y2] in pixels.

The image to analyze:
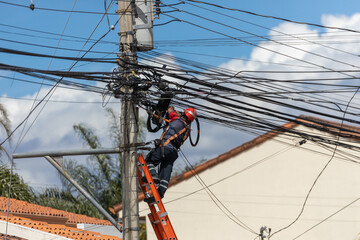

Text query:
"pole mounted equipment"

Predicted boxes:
[[260, 226, 271, 240], [134, 0, 154, 51]]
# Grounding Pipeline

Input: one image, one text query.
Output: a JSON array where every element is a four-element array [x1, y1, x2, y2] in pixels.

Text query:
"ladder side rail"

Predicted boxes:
[[138, 154, 166, 211], [137, 154, 178, 239], [148, 213, 165, 240], [137, 167, 166, 239]]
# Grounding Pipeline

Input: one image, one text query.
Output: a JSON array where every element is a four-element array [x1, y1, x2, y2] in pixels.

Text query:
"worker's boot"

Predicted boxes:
[[144, 194, 163, 204], [141, 174, 160, 184]]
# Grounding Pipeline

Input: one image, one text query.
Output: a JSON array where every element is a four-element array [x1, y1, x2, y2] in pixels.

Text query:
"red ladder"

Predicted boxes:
[[137, 154, 178, 240]]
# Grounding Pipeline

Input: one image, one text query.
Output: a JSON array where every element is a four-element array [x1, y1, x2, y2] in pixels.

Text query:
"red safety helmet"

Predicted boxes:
[[184, 107, 197, 122]]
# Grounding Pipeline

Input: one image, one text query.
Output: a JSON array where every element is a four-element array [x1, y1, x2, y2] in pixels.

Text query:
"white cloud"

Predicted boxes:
[[184, 13, 360, 164], [2, 83, 120, 190], [322, 13, 360, 30]]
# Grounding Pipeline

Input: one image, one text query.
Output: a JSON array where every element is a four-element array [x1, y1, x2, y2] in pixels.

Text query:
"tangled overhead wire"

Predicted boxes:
[[2, 48, 360, 151], [144, 92, 173, 132]]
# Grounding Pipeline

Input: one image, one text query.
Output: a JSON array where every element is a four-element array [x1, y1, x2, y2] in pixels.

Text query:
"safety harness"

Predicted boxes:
[[159, 117, 190, 151]]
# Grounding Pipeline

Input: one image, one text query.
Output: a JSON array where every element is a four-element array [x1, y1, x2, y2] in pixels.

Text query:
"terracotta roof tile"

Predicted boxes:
[[298, 115, 360, 140], [0, 233, 26, 240], [0, 197, 122, 240], [0, 197, 112, 226], [0, 213, 122, 240]]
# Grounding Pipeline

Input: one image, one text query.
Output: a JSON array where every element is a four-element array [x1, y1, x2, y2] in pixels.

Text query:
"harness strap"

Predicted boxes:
[[159, 118, 190, 149], [160, 125, 170, 141], [161, 127, 189, 148]]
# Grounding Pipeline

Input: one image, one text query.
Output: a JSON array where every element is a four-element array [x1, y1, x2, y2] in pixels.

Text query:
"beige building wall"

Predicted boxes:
[[139, 125, 360, 240]]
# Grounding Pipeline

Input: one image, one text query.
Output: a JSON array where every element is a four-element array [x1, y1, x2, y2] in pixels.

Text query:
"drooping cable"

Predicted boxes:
[[291, 196, 360, 239], [15, 0, 79, 151], [0, 0, 117, 147], [179, 149, 258, 235], [269, 85, 360, 237]]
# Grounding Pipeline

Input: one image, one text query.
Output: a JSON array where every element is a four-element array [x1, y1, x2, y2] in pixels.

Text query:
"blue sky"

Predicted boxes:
[[1, 0, 360, 191], [1, 0, 360, 97]]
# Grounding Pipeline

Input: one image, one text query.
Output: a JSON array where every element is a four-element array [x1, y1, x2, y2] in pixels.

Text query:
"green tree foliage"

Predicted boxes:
[[0, 164, 35, 202], [0, 103, 34, 202], [38, 108, 146, 218], [36, 187, 103, 219], [37, 108, 148, 237], [0, 102, 11, 158]]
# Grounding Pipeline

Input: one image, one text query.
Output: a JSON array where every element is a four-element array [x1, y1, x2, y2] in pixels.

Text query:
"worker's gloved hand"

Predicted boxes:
[[154, 139, 161, 148]]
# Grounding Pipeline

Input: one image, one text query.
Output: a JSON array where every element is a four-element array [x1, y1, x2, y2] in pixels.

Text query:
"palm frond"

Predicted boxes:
[[0, 164, 34, 202], [0, 103, 11, 138]]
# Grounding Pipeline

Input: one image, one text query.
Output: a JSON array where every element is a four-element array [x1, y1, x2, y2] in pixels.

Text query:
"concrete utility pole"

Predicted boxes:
[[117, 1, 139, 239], [116, 0, 154, 239]]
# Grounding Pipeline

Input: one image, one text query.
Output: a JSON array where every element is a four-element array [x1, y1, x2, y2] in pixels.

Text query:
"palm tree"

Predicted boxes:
[[0, 102, 11, 158], [36, 187, 103, 219], [38, 108, 146, 217], [0, 103, 35, 202], [37, 108, 148, 238], [0, 164, 35, 202], [63, 108, 125, 215]]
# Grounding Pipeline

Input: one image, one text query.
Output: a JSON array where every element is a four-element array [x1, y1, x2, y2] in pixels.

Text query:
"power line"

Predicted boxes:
[[0, 1, 117, 147], [163, 4, 360, 70], [0, 47, 117, 63], [0, 96, 119, 104], [292, 196, 360, 239], [184, 0, 360, 34], [0, 0, 119, 15], [270, 83, 360, 237], [0, 23, 117, 45], [184, 0, 360, 58], [179, 149, 258, 235], [153, 48, 319, 69], [0, 37, 117, 55], [15, 0, 80, 154]]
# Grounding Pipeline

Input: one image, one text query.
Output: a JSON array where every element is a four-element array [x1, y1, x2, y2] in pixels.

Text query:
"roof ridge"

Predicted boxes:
[[0, 197, 112, 226]]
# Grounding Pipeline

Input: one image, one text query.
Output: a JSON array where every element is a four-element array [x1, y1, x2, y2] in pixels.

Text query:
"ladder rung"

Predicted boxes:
[[158, 212, 168, 218], [137, 154, 177, 239]]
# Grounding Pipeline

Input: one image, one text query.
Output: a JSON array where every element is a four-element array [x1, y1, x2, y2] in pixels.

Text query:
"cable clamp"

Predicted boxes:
[[116, 9, 133, 14], [118, 31, 135, 36]]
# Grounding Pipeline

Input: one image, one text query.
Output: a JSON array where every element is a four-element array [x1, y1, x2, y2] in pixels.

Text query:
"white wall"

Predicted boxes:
[[0, 220, 71, 240], [140, 125, 360, 240], [77, 223, 122, 238]]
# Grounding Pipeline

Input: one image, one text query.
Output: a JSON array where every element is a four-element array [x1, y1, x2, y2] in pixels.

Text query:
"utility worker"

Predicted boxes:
[[143, 107, 197, 203]]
